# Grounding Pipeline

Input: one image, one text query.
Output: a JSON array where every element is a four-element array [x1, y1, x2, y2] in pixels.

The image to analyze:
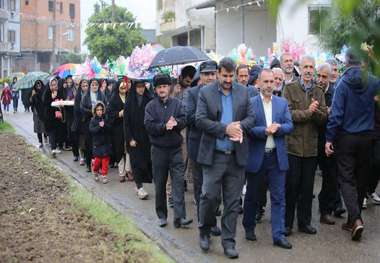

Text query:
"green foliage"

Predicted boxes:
[[0, 122, 15, 133], [0, 77, 11, 85], [162, 11, 175, 22], [320, 1, 379, 53], [60, 52, 86, 64], [85, 5, 146, 64]]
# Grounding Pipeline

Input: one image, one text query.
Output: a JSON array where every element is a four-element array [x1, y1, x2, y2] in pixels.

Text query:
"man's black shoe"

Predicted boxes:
[[174, 218, 193, 228], [299, 225, 317, 234], [284, 227, 292, 237], [223, 247, 239, 259], [245, 231, 257, 241], [158, 218, 167, 227], [334, 208, 346, 218], [210, 225, 221, 236], [199, 234, 210, 252], [274, 238, 292, 249]]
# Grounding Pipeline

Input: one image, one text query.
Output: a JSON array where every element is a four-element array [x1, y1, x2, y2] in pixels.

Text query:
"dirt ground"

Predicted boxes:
[[0, 133, 133, 262]]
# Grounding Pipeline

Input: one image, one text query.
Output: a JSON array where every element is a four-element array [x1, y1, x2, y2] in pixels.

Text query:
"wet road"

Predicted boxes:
[[4, 110, 380, 263]]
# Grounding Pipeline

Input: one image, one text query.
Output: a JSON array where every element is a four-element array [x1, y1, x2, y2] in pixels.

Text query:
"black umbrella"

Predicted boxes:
[[149, 46, 210, 69]]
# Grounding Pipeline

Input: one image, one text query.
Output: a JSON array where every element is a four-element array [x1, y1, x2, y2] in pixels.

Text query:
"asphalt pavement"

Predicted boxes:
[[4, 109, 380, 263]]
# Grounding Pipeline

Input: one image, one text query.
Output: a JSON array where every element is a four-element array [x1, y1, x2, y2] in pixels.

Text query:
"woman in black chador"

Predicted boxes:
[[124, 79, 153, 199]]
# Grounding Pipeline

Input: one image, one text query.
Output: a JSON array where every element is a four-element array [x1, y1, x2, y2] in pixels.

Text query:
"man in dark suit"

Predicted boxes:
[[243, 69, 293, 249], [196, 57, 255, 258], [185, 61, 220, 230]]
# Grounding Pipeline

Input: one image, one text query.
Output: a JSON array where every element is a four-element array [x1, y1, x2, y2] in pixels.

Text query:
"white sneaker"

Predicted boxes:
[[93, 173, 99, 182], [137, 187, 148, 200], [362, 198, 368, 209], [370, 193, 380, 205], [102, 176, 109, 184], [52, 149, 62, 154]]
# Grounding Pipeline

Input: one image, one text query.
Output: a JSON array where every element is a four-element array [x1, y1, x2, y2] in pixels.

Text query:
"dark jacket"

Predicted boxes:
[[283, 79, 327, 157], [125, 86, 153, 183], [42, 88, 63, 132], [195, 81, 255, 166], [107, 92, 127, 162], [144, 96, 186, 148], [80, 91, 105, 134], [71, 89, 85, 133], [185, 85, 202, 161], [247, 84, 259, 98], [326, 66, 380, 142], [89, 115, 112, 157]]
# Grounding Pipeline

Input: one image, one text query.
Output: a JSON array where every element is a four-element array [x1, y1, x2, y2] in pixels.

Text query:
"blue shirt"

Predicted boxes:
[[216, 88, 233, 152]]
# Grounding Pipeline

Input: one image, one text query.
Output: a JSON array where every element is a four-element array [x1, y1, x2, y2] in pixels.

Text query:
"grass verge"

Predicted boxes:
[[68, 180, 174, 263], [9, 123, 175, 263], [0, 121, 15, 133]]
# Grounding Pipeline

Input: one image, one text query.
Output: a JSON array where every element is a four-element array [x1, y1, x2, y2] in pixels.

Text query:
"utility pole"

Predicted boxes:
[[112, 0, 116, 22], [51, 0, 57, 71]]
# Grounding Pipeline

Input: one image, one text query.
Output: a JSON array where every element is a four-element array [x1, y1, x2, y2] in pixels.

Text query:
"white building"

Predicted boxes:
[[158, 0, 331, 57], [156, 0, 216, 51], [0, 0, 21, 78]]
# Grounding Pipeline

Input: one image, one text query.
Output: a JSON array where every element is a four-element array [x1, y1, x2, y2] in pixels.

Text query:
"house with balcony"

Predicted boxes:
[[156, 0, 216, 52], [0, 0, 21, 78]]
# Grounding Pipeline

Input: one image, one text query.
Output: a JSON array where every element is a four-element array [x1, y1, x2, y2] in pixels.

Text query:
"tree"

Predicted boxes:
[[84, 4, 146, 63], [319, 1, 380, 54], [60, 52, 86, 64]]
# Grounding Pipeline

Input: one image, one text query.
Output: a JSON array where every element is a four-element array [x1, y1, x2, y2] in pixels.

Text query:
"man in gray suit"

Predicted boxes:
[[196, 57, 255, 259]]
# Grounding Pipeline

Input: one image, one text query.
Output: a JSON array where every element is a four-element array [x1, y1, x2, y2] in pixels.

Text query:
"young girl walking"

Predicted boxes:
[[89, 101, 112, 184]]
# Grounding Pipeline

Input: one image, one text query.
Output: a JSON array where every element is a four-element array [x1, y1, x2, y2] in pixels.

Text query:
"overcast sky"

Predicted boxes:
[[80, 0, 157, 53]]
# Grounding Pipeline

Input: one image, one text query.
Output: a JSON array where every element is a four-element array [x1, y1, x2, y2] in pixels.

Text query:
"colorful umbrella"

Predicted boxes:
[[53, 63, 79, 78], [14, 71, 50, 90]]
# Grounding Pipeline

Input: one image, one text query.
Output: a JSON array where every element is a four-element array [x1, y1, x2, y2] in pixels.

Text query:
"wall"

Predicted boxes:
[[276, 0, 331, 54], [215, 0, 276, 56], [21, 0, 81, 52]]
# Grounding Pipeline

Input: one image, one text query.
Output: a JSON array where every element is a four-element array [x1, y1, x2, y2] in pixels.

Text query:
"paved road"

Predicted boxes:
[[4, 110, 380, 263]]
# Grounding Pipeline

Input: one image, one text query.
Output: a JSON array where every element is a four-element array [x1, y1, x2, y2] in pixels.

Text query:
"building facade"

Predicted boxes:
[[214, 0, 331, 56], [157, 0, 331, 57], [0, 0, 21, 78], [156, 0, 216, 52], [15, 0, 81, 73]]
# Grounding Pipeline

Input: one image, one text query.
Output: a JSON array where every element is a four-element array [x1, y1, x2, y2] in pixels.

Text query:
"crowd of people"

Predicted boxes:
[[2, 48, 380, 259]]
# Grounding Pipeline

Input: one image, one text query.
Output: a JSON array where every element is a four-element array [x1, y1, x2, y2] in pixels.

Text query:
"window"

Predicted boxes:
[[69, 3, 75, 19], [67, 29, 74, 41], [0, 0, 4, 9], [8, 30, 15, 43], [309, 6, 329, 35], [48, 0, 54, 12], [0, 23, 4, 42], [48, 26, 53, 40], [9, 0, 16, 11], [59, 2, 63, 14]]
